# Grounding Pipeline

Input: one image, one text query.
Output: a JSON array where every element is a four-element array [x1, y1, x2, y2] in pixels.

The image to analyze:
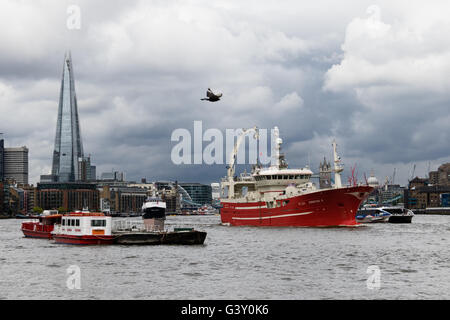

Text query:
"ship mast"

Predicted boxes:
[[227, 126, 259, 199], [270, 126, 289, 169], [332, 140, 343, 188]]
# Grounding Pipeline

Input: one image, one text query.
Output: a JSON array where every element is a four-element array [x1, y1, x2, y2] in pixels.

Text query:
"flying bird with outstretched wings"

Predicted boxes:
[[201, 88, 222, 102]]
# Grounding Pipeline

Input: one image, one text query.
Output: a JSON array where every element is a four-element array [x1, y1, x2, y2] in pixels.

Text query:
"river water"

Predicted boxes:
[[0, 215, 449, 300]]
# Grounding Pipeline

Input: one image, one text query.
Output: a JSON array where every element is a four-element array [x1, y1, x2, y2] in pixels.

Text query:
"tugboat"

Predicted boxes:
[[21, 210, 62, 239], [220, 126, 374, 227], [113, 193, 207, 245], [51, 210, 115, 245]]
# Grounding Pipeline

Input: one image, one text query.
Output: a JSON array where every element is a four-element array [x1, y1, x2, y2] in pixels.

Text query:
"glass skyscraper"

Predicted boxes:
[[51, 52, 84, 182], [0, 137, 4, 182]]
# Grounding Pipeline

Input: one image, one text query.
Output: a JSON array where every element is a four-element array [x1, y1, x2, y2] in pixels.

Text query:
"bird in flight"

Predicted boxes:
[[201, 88, 222, 102]]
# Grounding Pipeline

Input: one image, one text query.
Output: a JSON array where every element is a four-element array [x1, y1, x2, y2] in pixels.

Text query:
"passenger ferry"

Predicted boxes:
[[21, 210, 62, 239], [51, 211, 115, 245], [356, 207, 391, 223], [381, 206, 414, 223]]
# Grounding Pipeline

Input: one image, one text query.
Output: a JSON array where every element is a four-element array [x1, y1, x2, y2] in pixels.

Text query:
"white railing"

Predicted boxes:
[[112, 219, 166, 233]]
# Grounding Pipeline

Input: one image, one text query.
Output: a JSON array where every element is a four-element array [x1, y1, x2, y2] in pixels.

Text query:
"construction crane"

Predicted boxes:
[[392, 168, 396, 185]]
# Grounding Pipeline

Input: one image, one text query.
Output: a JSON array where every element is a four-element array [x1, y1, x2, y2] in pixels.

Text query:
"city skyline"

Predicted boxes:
[[0, 0, 449, 186]]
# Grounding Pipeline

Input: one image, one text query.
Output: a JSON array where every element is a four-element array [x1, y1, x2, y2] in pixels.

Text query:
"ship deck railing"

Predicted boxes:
[[112, 219, 168, 233]]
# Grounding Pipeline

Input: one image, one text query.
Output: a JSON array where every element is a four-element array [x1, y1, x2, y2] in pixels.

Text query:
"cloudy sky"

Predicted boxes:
[[1, 0, 449, 186]]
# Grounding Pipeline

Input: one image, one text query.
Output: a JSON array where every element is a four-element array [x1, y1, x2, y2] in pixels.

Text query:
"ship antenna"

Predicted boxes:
[[332, 139, 343, 188]]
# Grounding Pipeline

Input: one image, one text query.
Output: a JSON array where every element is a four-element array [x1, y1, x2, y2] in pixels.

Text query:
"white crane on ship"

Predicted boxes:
[[226, 126, 259, 199], [332, 140, 344, 188]]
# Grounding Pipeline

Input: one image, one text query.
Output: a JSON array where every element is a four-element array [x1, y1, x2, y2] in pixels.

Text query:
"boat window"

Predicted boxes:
[[289, 175, 294, 179], [91, 220, 106, 227], [76, 219, 80, 227], [278, 175, 282, 180], [283, 200, 290, 206], [62, 219, 65, 226], [267, 175, 271, 180]]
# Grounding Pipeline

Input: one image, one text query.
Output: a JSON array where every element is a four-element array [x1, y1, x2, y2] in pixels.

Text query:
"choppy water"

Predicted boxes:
[[0, 215, 449, 299]]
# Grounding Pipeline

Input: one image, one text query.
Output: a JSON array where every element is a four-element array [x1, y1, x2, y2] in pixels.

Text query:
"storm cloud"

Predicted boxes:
[[0, 0, 449, 186]]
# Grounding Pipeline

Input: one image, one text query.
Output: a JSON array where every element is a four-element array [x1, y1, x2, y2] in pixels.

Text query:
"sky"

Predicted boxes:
[[0, 0, 449, 187]]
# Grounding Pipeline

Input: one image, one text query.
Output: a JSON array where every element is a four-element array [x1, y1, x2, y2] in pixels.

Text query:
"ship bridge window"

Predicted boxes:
[[278, 175, 282, 180], [267, 175, 272, 180], [294, 175, 300, 179], [75, 219, 80, 227], [91, 220, 106, 227], [289, 175, 294, 179]]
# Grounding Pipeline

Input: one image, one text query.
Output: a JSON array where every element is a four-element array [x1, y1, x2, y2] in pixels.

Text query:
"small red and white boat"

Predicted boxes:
[[21, 210, 62, 239], [51, 211, 115, 245]]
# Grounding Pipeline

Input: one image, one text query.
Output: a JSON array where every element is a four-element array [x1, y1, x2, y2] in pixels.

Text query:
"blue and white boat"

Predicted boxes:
[[356, 207, 391, 223]]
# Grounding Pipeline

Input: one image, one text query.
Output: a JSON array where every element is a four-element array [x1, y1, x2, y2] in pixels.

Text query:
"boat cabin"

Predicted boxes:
[[58, 212, 112, 236]]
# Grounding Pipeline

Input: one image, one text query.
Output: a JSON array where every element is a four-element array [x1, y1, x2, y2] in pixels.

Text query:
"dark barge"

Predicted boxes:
[[114, 228, 207, 245]]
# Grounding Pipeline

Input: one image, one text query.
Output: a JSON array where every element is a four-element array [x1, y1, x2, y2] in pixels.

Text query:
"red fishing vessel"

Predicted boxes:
[[220, 126, 374, 227], [21, 210, 62, 239], [51, 211, 115, 245]]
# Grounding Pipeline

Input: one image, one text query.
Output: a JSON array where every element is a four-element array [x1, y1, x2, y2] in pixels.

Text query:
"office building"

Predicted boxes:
[[37, 182, 99, 211], [179, 183, 212, 205], [3, 147, 29, 185], [99, 185, 148, 214], [100, 171, 124, 182]]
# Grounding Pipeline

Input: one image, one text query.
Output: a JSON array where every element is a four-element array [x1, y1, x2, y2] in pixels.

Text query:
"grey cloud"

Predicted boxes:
[[1, 0, 449, 186]]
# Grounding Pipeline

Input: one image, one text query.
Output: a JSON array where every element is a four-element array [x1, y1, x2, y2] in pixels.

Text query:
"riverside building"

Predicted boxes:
[[3, 147, 29, 185]]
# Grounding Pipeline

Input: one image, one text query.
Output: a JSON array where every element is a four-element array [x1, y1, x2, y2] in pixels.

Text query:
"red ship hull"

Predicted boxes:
[[53, 234, 115, 245], [220, 186, 373, 227], [21, 222, 54, 239]]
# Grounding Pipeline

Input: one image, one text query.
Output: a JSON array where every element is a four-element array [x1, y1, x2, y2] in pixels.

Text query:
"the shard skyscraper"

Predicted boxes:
[[51, 52, 84, 182]]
